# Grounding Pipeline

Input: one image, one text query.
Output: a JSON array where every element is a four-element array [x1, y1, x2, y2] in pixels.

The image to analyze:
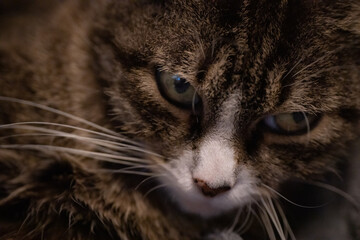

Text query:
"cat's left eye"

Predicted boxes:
[[156, 70, 200, 109], [262, 112, 320, 135]]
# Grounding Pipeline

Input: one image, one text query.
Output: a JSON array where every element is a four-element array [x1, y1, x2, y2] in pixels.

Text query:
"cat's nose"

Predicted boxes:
[[194, 178, 231, 197]]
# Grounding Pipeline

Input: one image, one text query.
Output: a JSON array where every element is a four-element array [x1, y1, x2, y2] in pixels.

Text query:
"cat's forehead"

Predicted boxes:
[[107, 0, 358, 114]]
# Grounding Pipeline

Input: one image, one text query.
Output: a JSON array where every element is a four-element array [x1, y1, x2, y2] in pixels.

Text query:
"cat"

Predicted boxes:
[[0, 0, 359, 239]]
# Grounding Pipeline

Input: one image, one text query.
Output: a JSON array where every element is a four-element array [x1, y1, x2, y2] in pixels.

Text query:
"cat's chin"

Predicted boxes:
[[174, 193, 238, 217]]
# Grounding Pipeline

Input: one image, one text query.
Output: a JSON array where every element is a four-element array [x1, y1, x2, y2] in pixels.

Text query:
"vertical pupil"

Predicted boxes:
[[292, 112, 305, 123], [173, 76, 190, 94]]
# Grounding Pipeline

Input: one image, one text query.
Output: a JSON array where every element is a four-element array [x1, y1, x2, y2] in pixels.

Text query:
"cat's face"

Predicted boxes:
[[94, 0, 360, 217]]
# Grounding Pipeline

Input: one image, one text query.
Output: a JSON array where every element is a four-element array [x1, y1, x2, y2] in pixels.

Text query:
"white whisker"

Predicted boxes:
[[301, 111, 311, 146], [237, 206, 253, 235], [291, 48, 344, 79], [258, 202, 277, 240], [306, 180, 360, 212], [274, 200, 296, 240], [0, 126, 173, 175], [93, 169, 155, 177], [281, 57, 304, 82], [0, 121, 146, 149], [246, 207, 267, 237], [266, 196, 286, 239], [0, 96, 117, 136], [0, 132, 171, 176], [0, 124, 161, 158], [227, 207, 242, 234], [0, 144, 150, 165], [144, 183, 169, 198], [2, 124, 161, 156], [0, 133, 56, 141], [135, 174, 165, 191], [257, 193, 297, 240], [262, 184, 330, 209], [102, 164, 164, 173]]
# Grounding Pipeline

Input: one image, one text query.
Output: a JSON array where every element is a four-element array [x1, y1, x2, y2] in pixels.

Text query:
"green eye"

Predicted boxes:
[[263, 112, 320, 135], [156, 70, 200, 109]]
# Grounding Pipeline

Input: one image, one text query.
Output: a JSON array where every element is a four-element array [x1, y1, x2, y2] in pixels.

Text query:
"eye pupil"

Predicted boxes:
[[173, 76, 190, 94], [156, 69, 200, 109], [292, 112, 305, 123]]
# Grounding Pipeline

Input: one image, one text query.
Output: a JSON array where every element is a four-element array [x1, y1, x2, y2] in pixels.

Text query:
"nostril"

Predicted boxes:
[[194, 178, 231, 197]]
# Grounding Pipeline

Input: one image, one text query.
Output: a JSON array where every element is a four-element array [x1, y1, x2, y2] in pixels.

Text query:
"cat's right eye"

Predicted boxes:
[[156, 70, 200, 109], [262, 112, 321, 135]]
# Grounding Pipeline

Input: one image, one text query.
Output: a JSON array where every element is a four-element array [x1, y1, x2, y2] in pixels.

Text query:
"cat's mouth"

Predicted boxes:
[[187, 188, 252, 216], [159, 165, 258, 217]]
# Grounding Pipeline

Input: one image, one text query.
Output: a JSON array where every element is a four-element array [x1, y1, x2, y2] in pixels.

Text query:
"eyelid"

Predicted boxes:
[[261, 112, 322, 136]]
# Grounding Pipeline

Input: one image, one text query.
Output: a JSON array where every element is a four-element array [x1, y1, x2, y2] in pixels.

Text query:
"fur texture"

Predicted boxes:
[[0, 0, 359, 239]]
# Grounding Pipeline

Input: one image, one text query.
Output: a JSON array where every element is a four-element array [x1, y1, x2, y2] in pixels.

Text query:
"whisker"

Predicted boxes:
[[305, 180, 360, 212], [95, 145, 125, 156], [0, 144, 150, 165], [261, 184, 330, 209], [135, 174, 165, 191], [105, 164, 160, 171], [227, 207, 242, 234], [0, 133, 56, 141], [246, 207, 267, 237], [0, 124, 161, 158], [274, 200, 296, 240], [0, 96, 117, 136], [0, 126, 174, 174], [0, 121, 145, 149], [281, 57, 304, 82], [258, 201, 277, 240], [237, 206, 252, 235], [92, 169, 155, 177], [291, 48, 344, 79], [263, 196, 286, 240], [0, 132, 171, 177], [260, 196, 286, 240], [196, 32, 206, 59], [0, 125, 161, 157], [56, 154, 157, 177], [144, 183, 169, 198], [259, 191, 297, 240], [301, 111, 311, 146], [192, 90, 198, 118]]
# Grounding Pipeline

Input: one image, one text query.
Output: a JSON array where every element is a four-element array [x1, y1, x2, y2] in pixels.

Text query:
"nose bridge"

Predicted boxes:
[[200, 85, 240, 126], [202, 91, 240, 139], [192, 93, 240, 188]]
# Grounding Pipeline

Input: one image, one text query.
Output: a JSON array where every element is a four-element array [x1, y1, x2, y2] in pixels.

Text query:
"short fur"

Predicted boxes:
[[0, 0, 359, 239]]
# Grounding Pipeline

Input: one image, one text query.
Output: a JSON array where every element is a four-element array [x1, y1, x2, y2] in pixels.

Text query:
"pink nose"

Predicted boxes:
[[194, 178, 231, 197]]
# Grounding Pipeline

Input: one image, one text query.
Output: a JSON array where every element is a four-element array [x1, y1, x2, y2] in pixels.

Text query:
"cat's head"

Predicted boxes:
[[93, 0, 360, 217]]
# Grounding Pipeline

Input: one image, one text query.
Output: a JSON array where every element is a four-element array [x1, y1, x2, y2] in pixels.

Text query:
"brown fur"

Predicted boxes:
[[0, 0, 359, 239]]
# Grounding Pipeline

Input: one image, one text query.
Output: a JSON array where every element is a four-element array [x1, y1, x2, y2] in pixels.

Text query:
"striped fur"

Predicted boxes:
[[0, 0, 359, 239]]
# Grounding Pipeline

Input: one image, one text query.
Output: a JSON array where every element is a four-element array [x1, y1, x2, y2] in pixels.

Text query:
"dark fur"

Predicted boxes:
[[0, 0, 359, 239]]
